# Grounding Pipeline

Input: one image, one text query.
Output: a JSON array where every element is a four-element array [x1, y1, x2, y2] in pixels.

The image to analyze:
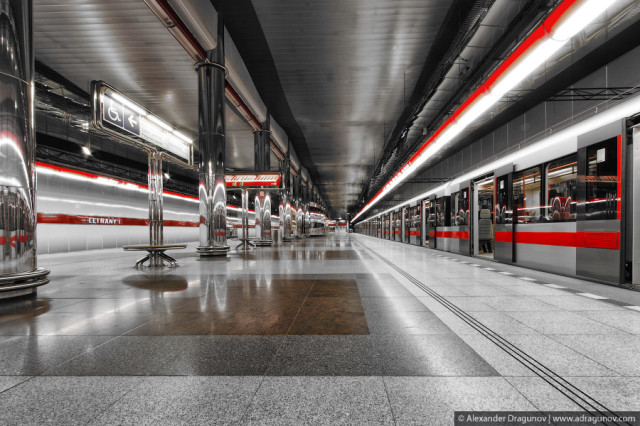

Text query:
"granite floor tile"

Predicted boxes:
[[373, 334, 498, 376], [88, 376, 262, 425], [267, 335, 380, 376], [365, 310, 453, 335], [502, 376, 583, 410], [384, 377, 536, 424], [44, 336, 189, 376], [473, 296, 560, 312], [505, 311, 628, 335], [0, 335, 113, 375], [568, 377, 640, 410], [506, 335, 620, 377], [162, 336, 283, 376], [243, 377, 394, 425], [575, 310, 640, 335], [547, 334, 640, 376], [288, 296, 369, 335], [360, 296, 431, 313], [0, 376, 144, 425], [0, 376, 32, 393], [531, 295, 624, 311]]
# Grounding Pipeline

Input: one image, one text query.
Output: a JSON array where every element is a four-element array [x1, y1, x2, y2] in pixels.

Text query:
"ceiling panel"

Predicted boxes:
[[33, 0, 198, 137], [252, 0, 453, 213]]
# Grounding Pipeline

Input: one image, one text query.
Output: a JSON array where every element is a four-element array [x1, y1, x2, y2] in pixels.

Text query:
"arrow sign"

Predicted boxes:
[[123, 107, 140, 136]]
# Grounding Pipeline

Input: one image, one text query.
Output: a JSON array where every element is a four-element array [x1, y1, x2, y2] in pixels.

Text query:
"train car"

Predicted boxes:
[[356, 112, 639, 287], [35, 163, 280, 254]]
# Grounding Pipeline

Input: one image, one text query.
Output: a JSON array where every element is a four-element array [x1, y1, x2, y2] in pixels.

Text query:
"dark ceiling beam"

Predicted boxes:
[[209, 0, 332, 210]]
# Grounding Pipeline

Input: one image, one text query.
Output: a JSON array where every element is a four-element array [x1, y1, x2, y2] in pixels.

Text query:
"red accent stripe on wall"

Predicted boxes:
[[37, 213, 198, 227], [408, 231, 420, 236], [429, 231, 435, 237], [494, 230, 620, 250], [436, 231, 470, 240]]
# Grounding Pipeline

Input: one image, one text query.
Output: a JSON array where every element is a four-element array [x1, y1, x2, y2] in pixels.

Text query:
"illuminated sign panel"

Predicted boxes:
[[91, 81, 193, 166], [225, 173, 282, 188]]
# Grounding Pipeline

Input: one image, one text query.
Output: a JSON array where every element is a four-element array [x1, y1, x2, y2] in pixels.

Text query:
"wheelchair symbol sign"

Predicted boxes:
[[103, 96, 124, 128]]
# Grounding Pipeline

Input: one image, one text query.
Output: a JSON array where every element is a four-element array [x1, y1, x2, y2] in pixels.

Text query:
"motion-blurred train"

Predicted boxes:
[[355, 101, 640, 286], [35, 162, 327, 254]]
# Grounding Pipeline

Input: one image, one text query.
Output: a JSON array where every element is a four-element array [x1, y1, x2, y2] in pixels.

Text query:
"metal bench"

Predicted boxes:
[[123, 244, 187, 268]]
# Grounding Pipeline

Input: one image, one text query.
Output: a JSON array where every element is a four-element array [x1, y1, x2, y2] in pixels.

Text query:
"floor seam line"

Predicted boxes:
[[284, 278, 317, 336]]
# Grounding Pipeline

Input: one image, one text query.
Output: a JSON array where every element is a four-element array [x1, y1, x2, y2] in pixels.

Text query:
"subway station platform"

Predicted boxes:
[[0, 234, 639, 424]]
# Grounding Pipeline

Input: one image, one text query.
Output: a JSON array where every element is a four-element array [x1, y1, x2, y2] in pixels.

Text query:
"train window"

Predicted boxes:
[[450, 192, 459, 225], [585, 137, 619, 221], [513, 166, 542, 224], [495, 176, 511, 224], [546, 155, 577, 222], [459, 187, 469, 225]]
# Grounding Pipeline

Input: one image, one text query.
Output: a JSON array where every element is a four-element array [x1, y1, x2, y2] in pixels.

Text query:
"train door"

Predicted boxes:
[[576, 121, 625, 283], [394, 210, 401, 241], [435, 195, 450, 251], [429, 195, 437, 249], [383, 214, 389, 239], [452, 185, 471, 256], [422, 199, 429, 247], [633, 124, 640, 287], [494, 165, 514, 263], [409, 204, 421, 246], [473, 177, 494, 257], [402, 208, 407, 243]]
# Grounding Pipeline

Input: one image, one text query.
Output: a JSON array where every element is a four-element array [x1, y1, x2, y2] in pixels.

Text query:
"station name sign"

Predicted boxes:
[[225, 173, 282, 188], [91, 81, 193, 166]]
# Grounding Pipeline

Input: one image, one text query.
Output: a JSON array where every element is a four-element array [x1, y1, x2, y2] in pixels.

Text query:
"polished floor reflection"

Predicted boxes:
[[1, 234, 640, 424]]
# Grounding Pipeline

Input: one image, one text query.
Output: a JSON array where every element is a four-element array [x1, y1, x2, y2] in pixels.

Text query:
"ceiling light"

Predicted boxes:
[[164, 173, 171, 179], [81, 146, 92, 156]]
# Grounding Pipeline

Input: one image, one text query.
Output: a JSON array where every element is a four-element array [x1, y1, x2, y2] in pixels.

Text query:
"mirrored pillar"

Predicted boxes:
[[0, 0, 49, 298], [196, 14, 229, 256]]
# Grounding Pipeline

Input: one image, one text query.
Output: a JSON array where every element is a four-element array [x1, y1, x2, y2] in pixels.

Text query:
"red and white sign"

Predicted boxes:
[[225, 173, 281, 188]]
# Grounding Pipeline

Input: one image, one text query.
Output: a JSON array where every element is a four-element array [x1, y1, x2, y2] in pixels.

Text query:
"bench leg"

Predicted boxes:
[[158, 252, 178, 267], [135, 254, 150, 269]]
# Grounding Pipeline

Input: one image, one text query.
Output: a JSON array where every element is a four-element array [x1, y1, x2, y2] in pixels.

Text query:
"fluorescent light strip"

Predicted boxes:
[[146, 114, 173, 131], [352, 0, 618, 223], [357, 91, 640, 224], [110, 92, 147, 116]]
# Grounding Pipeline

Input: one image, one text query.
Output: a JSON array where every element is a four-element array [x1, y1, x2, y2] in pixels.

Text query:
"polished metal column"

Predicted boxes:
[[196, 14, 229, 256], [0, 0, 49, 298], [147, 150, 164, 266], [295, 175, 303, 239], [280, 156, 292, 242], [254, 117, 272, 246]]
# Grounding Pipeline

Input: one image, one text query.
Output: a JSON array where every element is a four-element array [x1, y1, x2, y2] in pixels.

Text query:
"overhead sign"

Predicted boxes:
[[91, 81, 193, 166], [225, 173, 282, 188]]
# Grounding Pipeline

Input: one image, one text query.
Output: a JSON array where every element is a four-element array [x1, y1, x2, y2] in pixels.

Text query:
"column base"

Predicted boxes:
[[0, 268, 50, 300], [197, 245, 230, 256]]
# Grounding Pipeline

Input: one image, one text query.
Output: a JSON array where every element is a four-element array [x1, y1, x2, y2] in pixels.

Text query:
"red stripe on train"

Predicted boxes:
[[494, 231, 620, 250], [436, 231, 469, 239]]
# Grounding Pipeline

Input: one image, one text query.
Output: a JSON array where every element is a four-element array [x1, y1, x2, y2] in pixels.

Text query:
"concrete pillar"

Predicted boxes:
[[196, 13, 229, 256], [0, 0, 49, 298]]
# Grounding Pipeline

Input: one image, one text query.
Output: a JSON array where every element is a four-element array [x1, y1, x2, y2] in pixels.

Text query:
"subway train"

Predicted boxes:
[[34, 162, 326, 254], [355, 105, 640, 286]]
